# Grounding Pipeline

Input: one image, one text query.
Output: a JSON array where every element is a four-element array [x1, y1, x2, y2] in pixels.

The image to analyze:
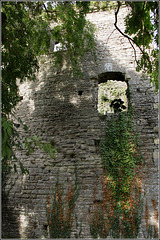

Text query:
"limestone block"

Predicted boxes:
[[153, 150, 159, 159], [154, 138, 159, 145], [154, 103, 159, 109], [153, 126, 159, 133]]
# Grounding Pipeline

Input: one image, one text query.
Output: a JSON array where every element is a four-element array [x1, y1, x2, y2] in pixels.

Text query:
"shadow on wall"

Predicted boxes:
[[2, 192, 20, 238], [2, 35, 158, 238]]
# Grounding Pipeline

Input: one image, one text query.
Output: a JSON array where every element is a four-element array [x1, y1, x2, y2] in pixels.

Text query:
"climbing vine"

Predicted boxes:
[[101, 108, 142, 201], [89, 107, 144, 238]]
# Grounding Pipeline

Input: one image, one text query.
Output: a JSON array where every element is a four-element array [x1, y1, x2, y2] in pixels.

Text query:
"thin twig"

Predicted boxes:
[[42, 3, 57, 15], [106, 29, 116, 44], [43, 3, 50, 17], [128, 39, 137, 63], [114, 2, 151, 67]]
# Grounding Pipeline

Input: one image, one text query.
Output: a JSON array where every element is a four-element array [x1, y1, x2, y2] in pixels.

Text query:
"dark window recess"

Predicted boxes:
[[78, 90, 83, 96], [94, 139, 100, 153], [98, 72, 125, 83], [43, 225, 48, 231], [93, 199, 102, 204]]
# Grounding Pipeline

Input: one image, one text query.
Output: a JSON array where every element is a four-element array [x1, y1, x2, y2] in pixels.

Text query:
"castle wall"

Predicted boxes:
[[2, 7, 159, 238]]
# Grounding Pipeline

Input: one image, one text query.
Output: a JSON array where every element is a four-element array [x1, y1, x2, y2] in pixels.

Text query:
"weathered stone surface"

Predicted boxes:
[[2, 7, 158, 239]]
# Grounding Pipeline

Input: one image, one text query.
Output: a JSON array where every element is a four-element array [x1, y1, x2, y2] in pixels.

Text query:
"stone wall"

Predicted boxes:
[[2, 7, 159, 238]]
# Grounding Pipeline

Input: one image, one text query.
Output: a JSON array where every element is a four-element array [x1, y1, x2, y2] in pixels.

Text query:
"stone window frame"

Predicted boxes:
[[97, 71, 129, 115]]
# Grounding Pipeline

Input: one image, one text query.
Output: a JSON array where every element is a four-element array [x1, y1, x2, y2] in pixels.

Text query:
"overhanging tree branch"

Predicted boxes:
[[114, 1, 152, 69], [42, 3, 57, 15]]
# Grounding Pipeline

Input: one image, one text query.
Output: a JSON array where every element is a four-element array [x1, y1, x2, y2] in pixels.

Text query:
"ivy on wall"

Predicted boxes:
[[89, 107, 144, 238], [101, 108, 142, 198]]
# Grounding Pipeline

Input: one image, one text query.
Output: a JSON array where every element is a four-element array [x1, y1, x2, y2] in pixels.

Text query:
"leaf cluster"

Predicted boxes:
[[124, 1, 159, 92], [1, 2, 53, 187], [101, 109, 142, 202], [89, 1, 118, 12], [25, 135, 56, 160], [125, 2, 153, 48], [2, 1, 95, 188], [110, 98, 126, 113], [89, 109, 144, 238], [44, 1, 96, 77], [1, 115, 29, 189], [2, 2, 50, 115]]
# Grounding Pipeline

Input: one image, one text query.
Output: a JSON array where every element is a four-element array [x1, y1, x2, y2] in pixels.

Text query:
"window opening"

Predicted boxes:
[[94, 139, 100, 153], [98, 80, 128, 114], [78, 90, 83, 96]]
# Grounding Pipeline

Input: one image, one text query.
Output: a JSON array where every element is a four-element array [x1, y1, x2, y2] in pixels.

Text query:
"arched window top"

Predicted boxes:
[[98, 72, 125, 84]]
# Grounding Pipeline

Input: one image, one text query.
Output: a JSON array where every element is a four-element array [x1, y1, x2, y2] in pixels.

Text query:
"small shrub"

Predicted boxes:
[[46, 167, 79, 238]]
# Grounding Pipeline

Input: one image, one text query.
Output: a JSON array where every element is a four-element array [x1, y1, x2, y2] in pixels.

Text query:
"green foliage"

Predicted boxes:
[[110, 98, 126, 113], [1, 113, 56, 190], [124, 1, 159, 92], [101, 109, 142, 201], [46, 167, 80, 238], [89, 172, 143, 238], [25, 135, 56, 160], [90, 107, 144, 238], [1, 2, 51, 188], [2, 2, 50, 115], [91, 1, 159, 91], [45, 1, 96, 77], [90, 1, 118, 12], [1, 115, 29, 189], [98, 81, 127, 114], [1, 1, 95, 188], [125, 2, 153, 47]]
